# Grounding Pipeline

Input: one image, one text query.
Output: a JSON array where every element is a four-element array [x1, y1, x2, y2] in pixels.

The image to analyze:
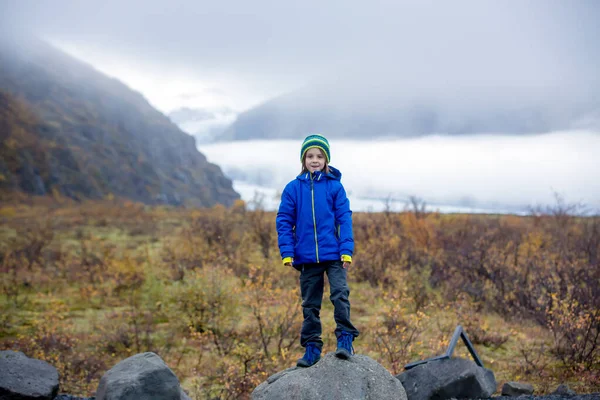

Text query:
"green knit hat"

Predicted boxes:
[[300, 134, 330, 163]]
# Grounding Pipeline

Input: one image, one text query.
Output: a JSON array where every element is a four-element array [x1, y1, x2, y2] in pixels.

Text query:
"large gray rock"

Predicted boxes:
[[252, 352, 407, 400], [0, 350, 59, 400], [95, 352, 189, 400], [396, 357, 496, 400], [553, 384, 577, 396], [502, 381, 534, 396]]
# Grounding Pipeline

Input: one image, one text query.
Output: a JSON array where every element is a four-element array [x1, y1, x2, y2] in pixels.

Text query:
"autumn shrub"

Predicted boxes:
[[353, 213, 409, 286], [95, 308, 159, 356], [162, 203, 258, 279], [169, 265, 242, 356], [353, 211, 443, 292], [354, 201, 599, 374], [547, 291, 600, 371], [189, 356, 263, 400], [107, 256, 146, 294], [162, 233, 210, 281], [352, 212, 404, 285], [437, 208, 599, 371], [0, 221, 54, 305], [200, 342, 266, 400], [516, 339, 552, 378], [366, 280, 432, 375], [1, 249, 30, 307], [180, 259, 301, 398], [70, 232, 113, 286], [178, 265, 275, 399], [243, 264, 301, 360], [245, 196, 277, 260], [6, 300, 107, 395], [454, 295, 509, 349]]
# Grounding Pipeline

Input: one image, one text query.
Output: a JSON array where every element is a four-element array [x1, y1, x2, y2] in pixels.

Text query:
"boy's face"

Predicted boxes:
[[304, 147, 326, 172]]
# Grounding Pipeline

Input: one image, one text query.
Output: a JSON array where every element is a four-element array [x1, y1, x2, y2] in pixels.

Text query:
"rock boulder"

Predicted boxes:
[[95, 352, 189, 400], [396, 357, 496, 400], [252, 352, 407, 400], [502, 381, 535, 396], [0, 350, 59, 400]]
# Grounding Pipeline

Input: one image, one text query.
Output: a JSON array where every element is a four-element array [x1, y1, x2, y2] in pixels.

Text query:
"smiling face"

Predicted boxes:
[[304, 147, 326, 173]]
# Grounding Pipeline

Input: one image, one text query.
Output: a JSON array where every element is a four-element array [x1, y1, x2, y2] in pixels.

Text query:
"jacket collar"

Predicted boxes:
[[297, 166, 342, 182]]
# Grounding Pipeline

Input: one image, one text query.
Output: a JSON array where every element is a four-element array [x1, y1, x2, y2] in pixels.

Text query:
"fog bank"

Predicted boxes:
[[199, 131, 600, 214]]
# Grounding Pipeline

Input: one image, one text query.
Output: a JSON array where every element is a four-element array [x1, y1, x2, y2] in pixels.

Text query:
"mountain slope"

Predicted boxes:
[[0, 34, 239, 206], [219, 76, 600, 141]]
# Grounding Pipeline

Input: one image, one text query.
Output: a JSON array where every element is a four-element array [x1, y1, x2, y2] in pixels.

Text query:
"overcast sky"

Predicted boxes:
[[2, 0, 599, 113]]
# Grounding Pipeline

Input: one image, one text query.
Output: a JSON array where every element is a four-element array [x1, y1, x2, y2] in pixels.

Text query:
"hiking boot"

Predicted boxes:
[[296, 343, 321, 367], [335, 331, 354, 359]]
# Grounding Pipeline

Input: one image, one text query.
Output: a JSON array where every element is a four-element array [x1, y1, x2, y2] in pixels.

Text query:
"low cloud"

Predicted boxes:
[[198, 131, 600, 213]]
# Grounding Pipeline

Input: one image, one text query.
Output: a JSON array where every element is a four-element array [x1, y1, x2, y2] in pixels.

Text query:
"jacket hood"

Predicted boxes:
[[297, 165, 342, 182]]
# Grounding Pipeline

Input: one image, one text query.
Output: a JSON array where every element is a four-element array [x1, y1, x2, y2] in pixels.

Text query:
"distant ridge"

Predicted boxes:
[[0, 34, 239, 207], [218, 74, 600, 141]]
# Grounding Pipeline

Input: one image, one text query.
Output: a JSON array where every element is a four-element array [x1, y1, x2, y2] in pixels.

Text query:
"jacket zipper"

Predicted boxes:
[[310, 173, 319, 263]]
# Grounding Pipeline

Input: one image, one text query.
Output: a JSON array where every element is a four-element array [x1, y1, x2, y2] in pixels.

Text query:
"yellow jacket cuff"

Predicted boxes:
[[341, 255, 352, 263], [282, 257, 293, 265]]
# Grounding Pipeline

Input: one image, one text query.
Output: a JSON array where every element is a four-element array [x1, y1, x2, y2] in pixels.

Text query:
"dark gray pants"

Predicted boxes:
[[299, 260, 359, 349]]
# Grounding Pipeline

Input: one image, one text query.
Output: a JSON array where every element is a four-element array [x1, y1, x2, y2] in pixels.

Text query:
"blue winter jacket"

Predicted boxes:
[[276, 166, 354, 265]]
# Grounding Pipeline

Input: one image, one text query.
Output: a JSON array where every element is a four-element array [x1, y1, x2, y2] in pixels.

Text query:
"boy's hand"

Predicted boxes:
[[283, 257, 293, 267], [341, 255, 352, 269]]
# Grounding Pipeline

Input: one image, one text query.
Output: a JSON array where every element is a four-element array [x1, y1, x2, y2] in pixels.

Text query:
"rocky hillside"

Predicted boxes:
[[0, 34, 239, 207]]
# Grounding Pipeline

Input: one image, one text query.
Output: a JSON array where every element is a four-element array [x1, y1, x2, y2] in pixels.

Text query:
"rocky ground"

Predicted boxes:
[[491, 396, 600, 400], [54, 394, 600, 400]]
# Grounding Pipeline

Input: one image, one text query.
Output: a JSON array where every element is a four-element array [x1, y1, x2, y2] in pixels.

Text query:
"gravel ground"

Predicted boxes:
[[490, 396, 600, 400]]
